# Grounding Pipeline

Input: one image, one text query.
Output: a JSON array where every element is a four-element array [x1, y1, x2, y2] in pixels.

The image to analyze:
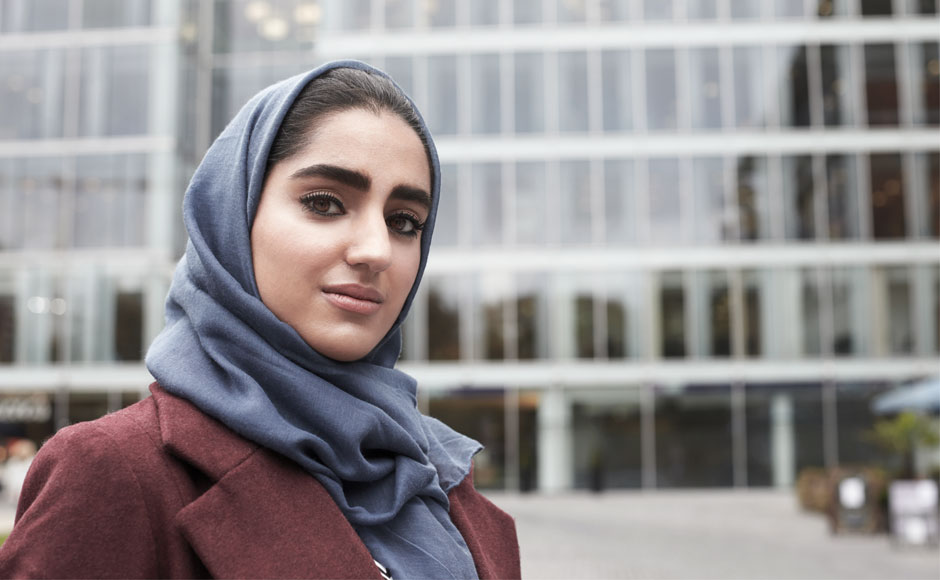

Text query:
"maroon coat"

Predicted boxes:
[[0, 384, 520, 579]]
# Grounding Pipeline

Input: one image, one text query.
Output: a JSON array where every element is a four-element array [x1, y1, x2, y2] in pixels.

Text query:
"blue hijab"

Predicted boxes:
[[145, 61, 481, 579]]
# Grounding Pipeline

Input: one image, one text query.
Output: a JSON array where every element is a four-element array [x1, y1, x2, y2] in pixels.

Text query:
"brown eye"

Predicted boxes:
[[387, 212, 425, 238], [301, 192, 344, 216]]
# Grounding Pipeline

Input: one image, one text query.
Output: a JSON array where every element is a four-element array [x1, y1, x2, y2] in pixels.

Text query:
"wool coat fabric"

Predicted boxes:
[[0, 384, 521, 579]]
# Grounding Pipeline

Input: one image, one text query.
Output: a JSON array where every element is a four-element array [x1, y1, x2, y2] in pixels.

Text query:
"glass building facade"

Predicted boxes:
[[0, 0, 937, 491]]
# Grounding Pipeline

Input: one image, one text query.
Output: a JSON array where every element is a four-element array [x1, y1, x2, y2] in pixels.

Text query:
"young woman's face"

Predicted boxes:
[[251, 109, 431, 361]]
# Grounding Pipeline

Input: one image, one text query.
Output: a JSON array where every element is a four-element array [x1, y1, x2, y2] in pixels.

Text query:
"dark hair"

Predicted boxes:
[[266, 67, 433, 185]]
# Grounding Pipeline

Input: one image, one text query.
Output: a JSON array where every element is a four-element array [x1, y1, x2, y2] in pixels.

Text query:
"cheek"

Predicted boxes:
[[391, 247, 422, 303]]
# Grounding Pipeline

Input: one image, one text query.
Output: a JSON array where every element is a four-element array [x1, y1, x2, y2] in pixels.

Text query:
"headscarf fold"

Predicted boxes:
[[146, 60, 480, 579]]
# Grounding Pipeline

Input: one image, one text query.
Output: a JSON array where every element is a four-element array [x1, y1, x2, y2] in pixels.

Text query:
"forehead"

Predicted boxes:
[[291, 109, 432, 189]]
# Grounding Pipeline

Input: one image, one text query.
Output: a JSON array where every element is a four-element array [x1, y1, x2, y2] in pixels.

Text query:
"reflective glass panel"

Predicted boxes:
[[435, 163, 458, 246], [911, 42, 939, 126], [471, 163, 504, 246], [655, 384, 733, 487], [691, 270, 732, 357], [560, 160, 593, 244], [427, 0, 456, 26], [819, 45, 858, 127], [604, 158, 636, 244], [860, 0, 893, 15], [0, 49, 65, 140], [869, 152, 907, 239], [426, 276, 461, 360], [687, 0, 718, 19], [689, 48, 722, 130], [559, 52, 590, 132], [864, 44, 900, 126], [384, 0, 414, 28], [733, 46, 765, 128], [926, 152, 940, 238], [470, 0, 500, 25], [20, 158, 64, 250], [0, 284, 13, 363], [692, 157, 730, 243], [775, 0, 808, 17], [776, 45, 811, 128], [73, 154, 149, 248], [743, 269, 764, 357], [660, 271, 686, 358], [730, 0, 761, 18], [336, 0, 371, 30], [782, 155, 816, 240], [648, 158, 682, 245], [571, 390, 643, 489], [644, 0, 673, 20], [383, 56, 414, 98], [745, 383, 825, 487], [874, 266, 915, 355], [735, 156, 771, 241], [81, 46, 150, 137], [830, 266, 869, 356], [818, 0, 852, 17], [515, 161, 548, 245], [801, 268, 823, 356], [517, 273, 550, 359], [601, 50, 633, 132], [514, 0, 542, 24], [0, 0, 69, 32], [835, 381, 895, 468], [598, 0, 632, 20], [0, 160, 17, 250], [475, 273, 510, 360], [825, 154, 860, 239], [558, 0, 588, 22], [514, 53, 546, 133], [425, 55, 458, 135], [83, 0, 152, 28], [645, 49, 678, 131], [607, 272, 646, 358], [471, 54, 501, 134], [429, 390, 506, 489], [214, 0, 319, 52]]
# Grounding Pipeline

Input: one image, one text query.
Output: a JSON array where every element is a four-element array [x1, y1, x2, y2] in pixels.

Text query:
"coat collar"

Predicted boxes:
[[150, 383, 382, 579]]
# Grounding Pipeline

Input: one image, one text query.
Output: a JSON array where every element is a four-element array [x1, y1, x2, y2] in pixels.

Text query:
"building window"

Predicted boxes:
[[874, 266, 915, 355], [425, 55, 458, 136], [598, 0, 632, 20], [558, 52, 590, 133], [825, 154, 861, 240], [687, 0, 718, 19], [18, 158, 65, 250], [835, 381, 896, 468], [801, 268, 824, 357], [776, 45, 811, 128], [514, 52, 546, 134], [819, 45, 857, 127], [470, 54, 501, 135], [654, 384, 734, 488], [782, 155, 816, 240], [645, 49, 678, 131], [730, 0, 761, 19], [745, 383, 825, 487], [648, 158, 683, 245], [384, 0, 414, 29], [689, 47, 723, 130], [601, 50, 633, 132], [434, 163, 458, 246], [604, 158, 636, 245], [470, 162, 504, 246], [513, 0, 542, 24], [80, 45, 150, 137], [830, 266, 869, 356], [0, 49, 65, 140], [571, 390, 643, 490], [516, 273, 550, 360], [114, 291, 143, 361], [911, 42, 940, 126], [426, 277, 461, 361], [515, 161, 549, 245], [743, 270, 765, 357], [559, 160, 593, 245], [557, 0, 588, 23], [692, 157, 731, 243], [0, 0, 69, 32], [860, 0, 893, 15], [643, 0, 673, 20], [0, 292, 14, 363], [869, 152, 907, 239], [733, 46, 766, 129], [475, 273, 509, 360], [691, 270, 732, 358], [383, 56, 414, 99], [736, 155, 771, 241], [426, 0, 456, 27], [470, 0, 500, 26], [659, 271, 686, 358], [429, 390, 506, 489], [864, 43, 900, 126], [74, 154, 149, 248], [775, 0, 809, 17]]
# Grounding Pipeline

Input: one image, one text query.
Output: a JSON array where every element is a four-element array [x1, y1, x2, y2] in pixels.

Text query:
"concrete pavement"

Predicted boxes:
[[2, 491, 938, 579], [486, 489, 939, 580]]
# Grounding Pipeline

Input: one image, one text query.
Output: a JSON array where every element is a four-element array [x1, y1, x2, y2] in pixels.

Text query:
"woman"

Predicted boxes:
[[0, 61, 520, 579]]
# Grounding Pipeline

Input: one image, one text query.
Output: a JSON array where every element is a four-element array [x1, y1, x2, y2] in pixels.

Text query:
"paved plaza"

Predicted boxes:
[[2, 490, 938, 579], [486, 490, 939, 580]]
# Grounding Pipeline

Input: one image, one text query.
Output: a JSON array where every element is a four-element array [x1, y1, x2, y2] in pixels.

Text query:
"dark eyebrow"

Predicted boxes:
[[289, 164, 370, 191], [390, 185, 433, 212]]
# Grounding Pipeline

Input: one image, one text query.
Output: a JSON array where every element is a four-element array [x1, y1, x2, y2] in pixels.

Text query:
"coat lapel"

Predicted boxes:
[[152, 385, 381, 579]]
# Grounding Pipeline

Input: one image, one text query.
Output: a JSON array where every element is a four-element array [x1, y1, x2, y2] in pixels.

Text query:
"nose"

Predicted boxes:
[[345, 212, 392, 273]]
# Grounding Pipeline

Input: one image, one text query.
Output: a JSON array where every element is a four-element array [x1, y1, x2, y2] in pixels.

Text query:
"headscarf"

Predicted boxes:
[[145, 60, 480, 579]]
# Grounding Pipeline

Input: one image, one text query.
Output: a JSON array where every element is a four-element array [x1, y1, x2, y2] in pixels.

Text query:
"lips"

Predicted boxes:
[[322, 284, 385, 315]]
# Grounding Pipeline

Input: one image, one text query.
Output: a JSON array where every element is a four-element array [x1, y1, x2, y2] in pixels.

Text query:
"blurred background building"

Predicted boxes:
[[0, 0, 937, 492]]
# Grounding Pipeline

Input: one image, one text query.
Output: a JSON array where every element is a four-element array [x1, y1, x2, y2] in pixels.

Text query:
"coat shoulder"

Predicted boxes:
[[448, 473, 521, 580]]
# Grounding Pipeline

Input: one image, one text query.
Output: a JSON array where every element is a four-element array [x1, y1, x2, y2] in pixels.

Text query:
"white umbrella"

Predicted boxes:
[[871, 376, 940, 415]]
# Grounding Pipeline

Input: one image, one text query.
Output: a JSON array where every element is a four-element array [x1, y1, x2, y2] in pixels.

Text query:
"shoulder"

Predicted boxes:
[[0, 397, 181, 577], [448, 471, 521, 580]]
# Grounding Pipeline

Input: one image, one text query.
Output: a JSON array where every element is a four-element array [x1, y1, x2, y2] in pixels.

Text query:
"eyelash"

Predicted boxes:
[[299, 191, 426, 239]]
